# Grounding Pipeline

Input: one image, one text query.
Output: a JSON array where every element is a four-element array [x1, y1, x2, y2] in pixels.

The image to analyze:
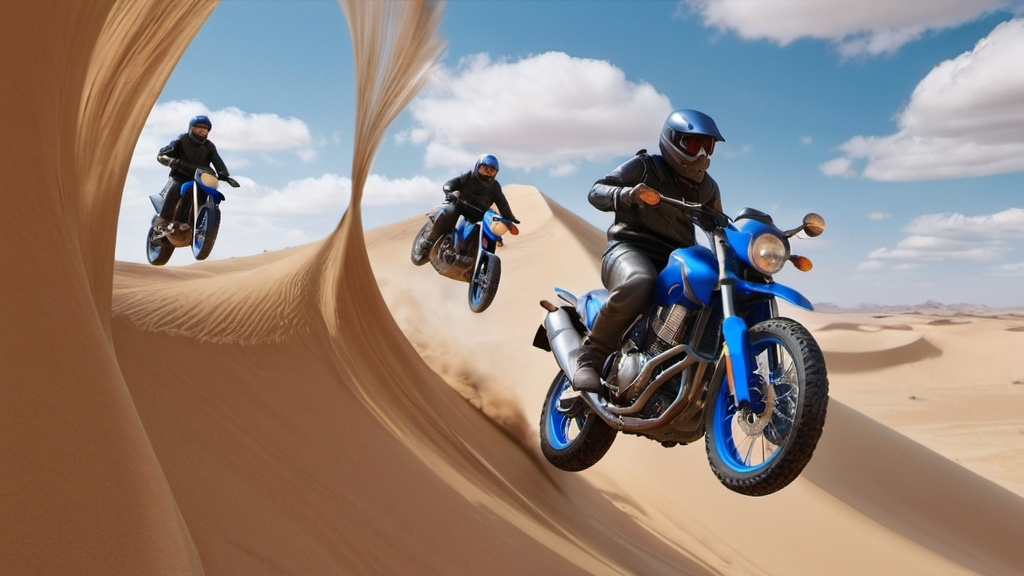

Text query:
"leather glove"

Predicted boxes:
[[618, 184, 656, 208], [445, 190, 461, 203], [169, 158, 182, 170]]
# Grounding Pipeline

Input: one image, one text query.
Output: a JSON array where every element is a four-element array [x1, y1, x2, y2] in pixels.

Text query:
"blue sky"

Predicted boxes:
[[118, 0, 1024, 308]]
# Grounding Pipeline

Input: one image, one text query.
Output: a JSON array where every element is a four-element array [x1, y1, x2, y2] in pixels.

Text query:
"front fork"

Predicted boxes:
[[714, 232, 773, 413]]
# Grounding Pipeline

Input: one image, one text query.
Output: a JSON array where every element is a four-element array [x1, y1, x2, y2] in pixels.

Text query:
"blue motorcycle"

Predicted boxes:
[[533, 187, 829, 496], [411, 197, 519, 313], [146, 168, 239, 266]]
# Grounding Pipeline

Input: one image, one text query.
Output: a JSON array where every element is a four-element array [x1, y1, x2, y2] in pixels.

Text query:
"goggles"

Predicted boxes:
[[674, 132, 716, 157]]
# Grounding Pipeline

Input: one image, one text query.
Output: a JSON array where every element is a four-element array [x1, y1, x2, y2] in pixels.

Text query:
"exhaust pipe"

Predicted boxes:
[[543, 307, 583, 383]]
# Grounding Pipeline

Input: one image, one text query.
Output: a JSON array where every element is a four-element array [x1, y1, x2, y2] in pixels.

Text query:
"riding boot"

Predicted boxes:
[[572, 337, 607, 392], [412, 204, 458, 266], [572, 300, 631, 393]]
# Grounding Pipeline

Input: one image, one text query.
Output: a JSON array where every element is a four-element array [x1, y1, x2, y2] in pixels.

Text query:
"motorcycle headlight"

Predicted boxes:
[[749, 233, 788, 275]]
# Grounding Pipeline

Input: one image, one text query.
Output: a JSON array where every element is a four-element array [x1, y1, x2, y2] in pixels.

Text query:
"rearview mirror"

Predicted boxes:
[[802, 213, 825, 237]]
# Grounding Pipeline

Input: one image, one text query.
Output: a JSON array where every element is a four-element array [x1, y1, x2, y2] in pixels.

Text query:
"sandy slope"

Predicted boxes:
[[3, 1, 1024, 574], [369, 185, 1024, 576]]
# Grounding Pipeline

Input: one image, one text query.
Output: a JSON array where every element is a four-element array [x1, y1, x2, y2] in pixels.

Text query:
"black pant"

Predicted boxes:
[[423, 202, 477, 244], [158, 176, 191, 222], [587, 241, 658, 356]]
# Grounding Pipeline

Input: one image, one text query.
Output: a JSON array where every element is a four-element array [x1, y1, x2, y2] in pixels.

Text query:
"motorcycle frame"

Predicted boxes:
[[434, 208, 507, 282], [543, 217, 815, 441]]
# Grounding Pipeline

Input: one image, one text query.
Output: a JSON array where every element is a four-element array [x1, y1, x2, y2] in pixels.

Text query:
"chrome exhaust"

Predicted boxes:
[[543, 307, 583, 383]]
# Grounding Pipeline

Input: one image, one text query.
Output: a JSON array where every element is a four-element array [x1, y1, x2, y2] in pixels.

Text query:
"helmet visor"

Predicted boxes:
[[673, 132, 716, 157]]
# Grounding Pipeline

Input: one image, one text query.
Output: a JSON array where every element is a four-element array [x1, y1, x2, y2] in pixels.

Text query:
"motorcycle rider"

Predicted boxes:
[[153, 115, 231, 232], [573, 109, 725, 392], [411, 154, 519, 265]]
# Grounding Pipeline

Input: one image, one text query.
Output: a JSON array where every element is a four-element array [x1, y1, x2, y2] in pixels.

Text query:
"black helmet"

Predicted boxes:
[[474, 154, 499, 183], [658, 109, 724, 183]]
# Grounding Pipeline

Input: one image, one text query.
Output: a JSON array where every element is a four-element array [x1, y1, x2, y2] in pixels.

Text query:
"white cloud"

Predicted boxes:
[[860, 207, 1024, 270], [905, 207, 1024, 238], [819, 157, 855, 177], [400, 51, 673, 173], [548, 162, 580, 178], [682, 0, 1015, 56], [998, 261, 1024, 275], [143, 100, 317, 158], [825, 18, 1024, 181], [868, 212, 891, 221], [232, 173, 439, 217]]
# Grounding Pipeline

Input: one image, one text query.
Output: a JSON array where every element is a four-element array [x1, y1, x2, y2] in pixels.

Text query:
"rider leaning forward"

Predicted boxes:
[[153, 114, 232, 231], [412, 154, 519, 265], [574, 109, 725, 392]]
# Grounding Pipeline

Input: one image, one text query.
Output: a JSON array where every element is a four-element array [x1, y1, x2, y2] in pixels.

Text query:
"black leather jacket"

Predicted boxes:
[[589, 151, 721, 265], [442, 171, 517, 222], [157, 133, 230, 181]]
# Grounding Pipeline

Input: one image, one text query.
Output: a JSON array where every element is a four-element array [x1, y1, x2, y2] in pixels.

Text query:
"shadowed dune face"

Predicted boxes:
[[2, 2, 218, 574], [823, 339, 943, 372], [3, 2, 712, 574]]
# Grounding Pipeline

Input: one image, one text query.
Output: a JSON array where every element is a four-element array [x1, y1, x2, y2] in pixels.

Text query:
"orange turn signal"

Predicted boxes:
[[790, 255, 813, 272], [509, 223, 520, 236]]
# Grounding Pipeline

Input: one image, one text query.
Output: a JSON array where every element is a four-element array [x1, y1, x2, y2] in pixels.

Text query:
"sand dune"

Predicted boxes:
[[370, 185, 1024, 576], [4, 1, 1024, 574]]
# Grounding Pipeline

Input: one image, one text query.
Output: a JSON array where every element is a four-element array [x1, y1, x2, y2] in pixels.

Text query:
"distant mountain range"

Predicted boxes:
[[813, 300, 1024, 317]]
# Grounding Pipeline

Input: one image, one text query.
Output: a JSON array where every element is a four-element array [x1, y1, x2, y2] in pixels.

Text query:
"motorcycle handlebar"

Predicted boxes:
[[445, 193, 519, 226], [644, 191, 730, 230]]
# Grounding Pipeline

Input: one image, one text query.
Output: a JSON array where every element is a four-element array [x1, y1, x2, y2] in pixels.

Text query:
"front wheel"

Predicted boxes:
[[539, 371, 617, 471], [705, 317, 829, 496], [146, 217, 174, 266], [468, 253, 501, 312], [192, 204, 220, 260]]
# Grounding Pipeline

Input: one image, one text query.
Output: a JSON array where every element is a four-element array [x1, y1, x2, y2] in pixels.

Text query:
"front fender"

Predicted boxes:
[[733, 278, 814, 311]]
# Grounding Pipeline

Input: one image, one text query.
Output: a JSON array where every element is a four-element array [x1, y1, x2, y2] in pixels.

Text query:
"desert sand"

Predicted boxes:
[[3, 1, 1023, 575]]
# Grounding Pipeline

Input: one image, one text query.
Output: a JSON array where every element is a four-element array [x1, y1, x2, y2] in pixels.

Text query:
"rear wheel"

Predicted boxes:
[[192, 204, 220, 260], [705, 318, 829, 496], [468, 253, 501, 312], [410, 220, 432, 266], [539, 371, 617, 471], [146, 217, 174, 266]]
